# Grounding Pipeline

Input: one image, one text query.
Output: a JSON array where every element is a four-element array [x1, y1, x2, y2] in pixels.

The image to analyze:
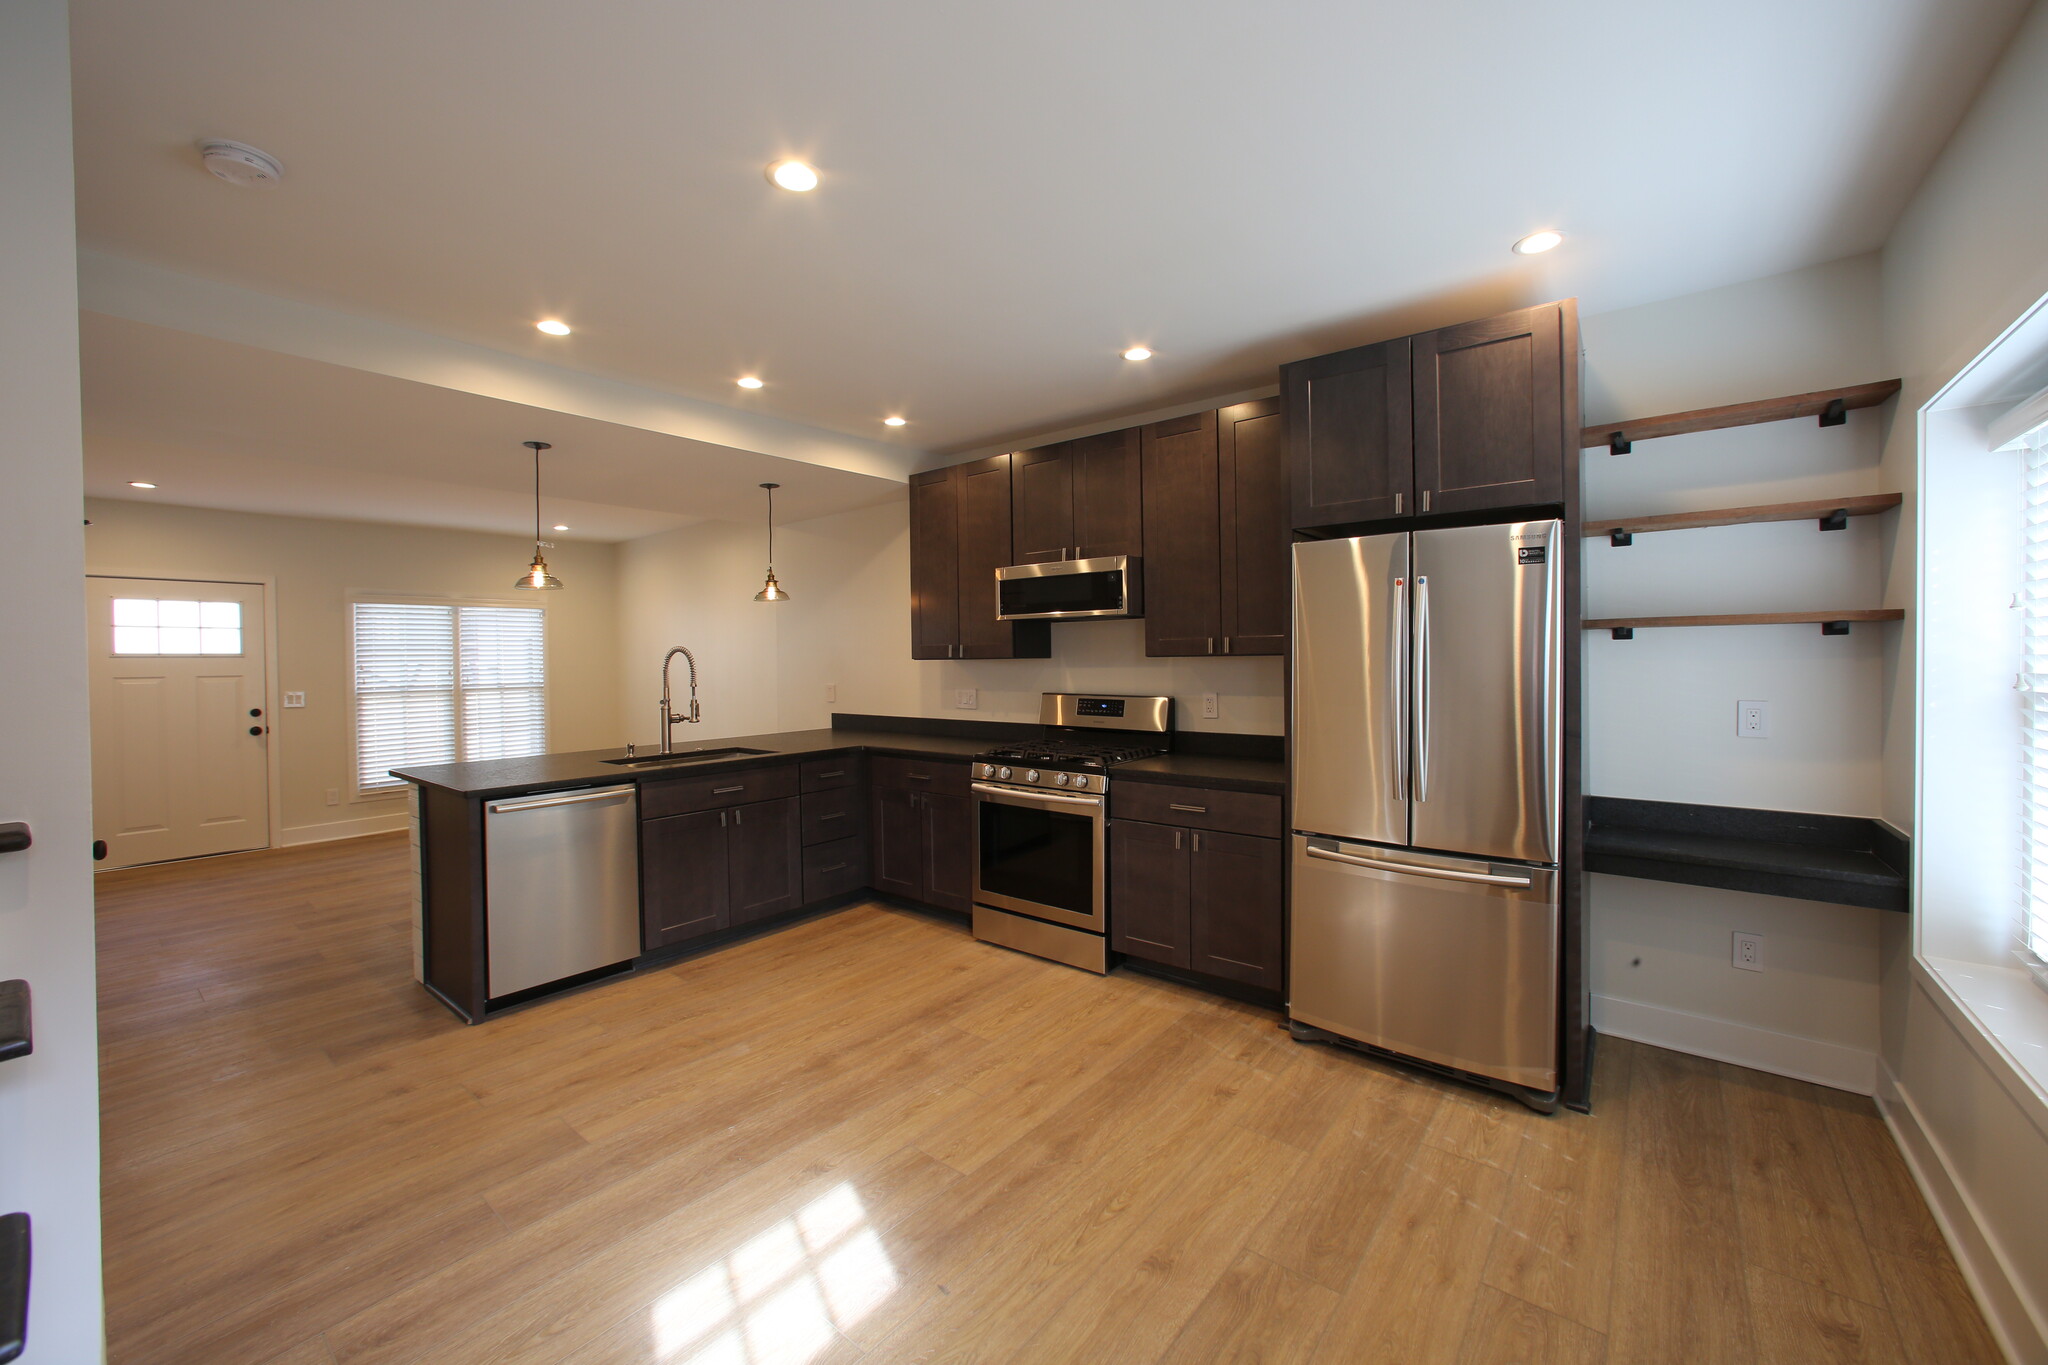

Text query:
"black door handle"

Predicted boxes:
[[248, 708, 262, 718], [248, 726, 265, 736], [92, 840, 107, 861]]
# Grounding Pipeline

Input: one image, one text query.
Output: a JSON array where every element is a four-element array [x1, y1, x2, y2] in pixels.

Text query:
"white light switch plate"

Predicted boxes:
[[955, 688, 978, 710], [825, 684, 837, 705], [283, 691, 307, 708]]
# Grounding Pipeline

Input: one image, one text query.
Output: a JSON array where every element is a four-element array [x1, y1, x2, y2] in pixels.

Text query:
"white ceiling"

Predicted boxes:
[[69, 0, 2029, 476], [81, 313, 906, 540]]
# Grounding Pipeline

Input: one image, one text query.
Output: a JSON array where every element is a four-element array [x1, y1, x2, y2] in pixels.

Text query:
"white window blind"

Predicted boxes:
[[353, 602, 546, 792], [2022, 430, 2048, 963]]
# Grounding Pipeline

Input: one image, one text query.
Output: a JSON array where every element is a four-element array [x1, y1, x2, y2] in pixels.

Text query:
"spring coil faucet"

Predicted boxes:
[[659, 646, 702, 753]]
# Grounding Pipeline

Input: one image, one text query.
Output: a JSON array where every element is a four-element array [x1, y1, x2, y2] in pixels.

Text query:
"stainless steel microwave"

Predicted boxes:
[[995, 556, 1143, 620]]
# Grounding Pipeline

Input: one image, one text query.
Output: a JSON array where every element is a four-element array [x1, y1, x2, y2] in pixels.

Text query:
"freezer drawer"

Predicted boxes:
[[1288, 835, 1557, 1091], [484, 784, 641, 999]]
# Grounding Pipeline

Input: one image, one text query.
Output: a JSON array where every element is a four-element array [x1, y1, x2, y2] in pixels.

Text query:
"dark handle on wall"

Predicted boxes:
[[0, 981, 29, 1065], [0, 1211, 26, 1365], [0, 825, 27, 855]]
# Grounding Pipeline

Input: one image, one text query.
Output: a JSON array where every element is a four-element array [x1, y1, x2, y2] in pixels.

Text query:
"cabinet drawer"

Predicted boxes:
[[871, 755, 970, 798], [1111, 781, 1282, 838], [801, 787, 866, 846], [803, 836, 869, 903], [641, 764, 798, 820], [800, 756, 863, 793]]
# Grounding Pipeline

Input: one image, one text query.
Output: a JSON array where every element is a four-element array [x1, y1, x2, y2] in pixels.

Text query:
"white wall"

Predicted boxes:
[[83, 500, 623, 842], [618, 498, 1285, 745], [0, 0, 106, 1358], [1576, 254, 1896, 1092]]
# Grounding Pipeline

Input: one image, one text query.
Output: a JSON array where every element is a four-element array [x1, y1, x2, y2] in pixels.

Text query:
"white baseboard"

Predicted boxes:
[[1879, 1062, 2042, 1364], [276, 810, 408, 847], [1593, 993, 1877, 1094]]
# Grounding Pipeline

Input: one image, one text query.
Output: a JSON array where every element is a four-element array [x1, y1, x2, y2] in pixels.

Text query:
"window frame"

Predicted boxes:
[[348, 593, 550, 799]]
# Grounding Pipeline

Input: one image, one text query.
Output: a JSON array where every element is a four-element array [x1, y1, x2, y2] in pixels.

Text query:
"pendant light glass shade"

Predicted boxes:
[[514, 440, 563, 591], [753, 482, 790, 602]]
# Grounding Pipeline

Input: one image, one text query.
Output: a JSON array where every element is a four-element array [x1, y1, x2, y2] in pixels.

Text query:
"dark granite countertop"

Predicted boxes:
[[394, 720, 1286, 799], [1585, 795, 1909, 913]]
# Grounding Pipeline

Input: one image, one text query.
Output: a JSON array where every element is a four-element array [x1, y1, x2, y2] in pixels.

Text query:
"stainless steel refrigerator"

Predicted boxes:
[[1289, 520, 1562, 1105]]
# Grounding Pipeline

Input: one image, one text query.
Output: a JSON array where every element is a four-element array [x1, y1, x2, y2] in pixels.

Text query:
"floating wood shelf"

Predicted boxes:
[[1582, 379, 1903, 453], [1586, 493, 1902, 544], [0, 825, 26, 856], [0, 982, 26, 1065], [1588, 609, 1903, 639]]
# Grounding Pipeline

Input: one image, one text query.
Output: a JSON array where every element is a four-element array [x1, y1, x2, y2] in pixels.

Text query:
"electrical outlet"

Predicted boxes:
[[1737, 699, 1769, 739], [955, 688, 978, 710], [283, 691, 306, 708], [1201, 693, 1220, 720], [824, 684, 837, 705], [1733, 931, 1763, 971], [325, 788, 340, 807]]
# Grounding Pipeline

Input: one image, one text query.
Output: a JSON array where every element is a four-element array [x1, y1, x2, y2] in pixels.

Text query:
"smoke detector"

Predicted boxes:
[[198, 140, 284, 187]]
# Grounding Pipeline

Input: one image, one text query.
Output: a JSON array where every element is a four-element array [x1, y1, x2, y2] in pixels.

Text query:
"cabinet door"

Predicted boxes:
[[1109, 819, 1191, 968], [910, 466, 961, 659], [641, 809, 730, 949], [1189, 829, 1283, 990], [870, 783, 924, 901], [1011, 443, 1074, 564], [920, 791, 973, 914], [728, 797, 802, 925], [959, 453, 1050, 659], [1072, 427, 1143, 559], [1412, 302, 1566, 515], [1140, 411, 1222, 657], [1283, 336, 1413, 529], [1217, 398, 1288, 655]]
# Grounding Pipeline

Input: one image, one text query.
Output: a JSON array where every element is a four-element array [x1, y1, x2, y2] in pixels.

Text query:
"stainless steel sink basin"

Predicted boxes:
[[602, 747, 774, 767]]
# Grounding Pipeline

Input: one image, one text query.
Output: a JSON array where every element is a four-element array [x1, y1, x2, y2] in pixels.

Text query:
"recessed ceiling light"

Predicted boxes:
[[128, 481, 157, 489], [883, 416, 907, 427], [1512, 230, 1564, 255], [766, 160, 819, 192], [553, 524, 570, 532], [737, 375, 765, 389], [536, 319, 572, 336], [1123, 346, 1153, 361]]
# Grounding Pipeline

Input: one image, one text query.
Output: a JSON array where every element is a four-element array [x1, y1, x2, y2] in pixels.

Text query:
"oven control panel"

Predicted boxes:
[[975, 763, 1105, 794]]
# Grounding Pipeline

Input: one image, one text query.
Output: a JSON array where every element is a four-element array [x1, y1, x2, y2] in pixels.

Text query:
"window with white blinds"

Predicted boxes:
[[2022, 429, 2048, 964], [353, 602, 546, 793]]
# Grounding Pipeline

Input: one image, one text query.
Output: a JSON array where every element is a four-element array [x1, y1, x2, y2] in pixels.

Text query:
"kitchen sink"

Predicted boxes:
[[602, 747, 774, 767]]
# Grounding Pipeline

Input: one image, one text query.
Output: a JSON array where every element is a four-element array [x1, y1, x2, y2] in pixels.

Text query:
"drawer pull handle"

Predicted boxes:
[[819, 863, 850, 873], [1168, 803, 1208, 813], [816, 770, 846, 779], [906, 773, 932, 781], [712, 785, 746, 795], [819, 812, 846, 821]]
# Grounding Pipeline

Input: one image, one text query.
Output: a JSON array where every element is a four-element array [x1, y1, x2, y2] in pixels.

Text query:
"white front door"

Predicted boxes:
[[87, 577, 272, 869]]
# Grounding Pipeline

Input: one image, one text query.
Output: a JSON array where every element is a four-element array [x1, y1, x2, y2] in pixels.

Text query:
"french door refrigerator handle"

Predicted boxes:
[[1414, 573, 1431, 802], [1390, 576, 1407, 803], [1305, 844, 1532, 887]]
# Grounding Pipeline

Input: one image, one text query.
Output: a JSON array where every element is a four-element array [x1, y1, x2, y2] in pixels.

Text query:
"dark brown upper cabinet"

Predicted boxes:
[[1283, 336, 1412, 529], [1140, 399, 1288, 657], [1412, 302, 1567, 515], [907, 457, 1050, 661], [1012, 428, 1143, 564]]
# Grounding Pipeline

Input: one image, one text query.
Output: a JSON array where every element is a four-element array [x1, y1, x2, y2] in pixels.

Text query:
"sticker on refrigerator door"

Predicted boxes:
[[1516, 546, 1547, 565]]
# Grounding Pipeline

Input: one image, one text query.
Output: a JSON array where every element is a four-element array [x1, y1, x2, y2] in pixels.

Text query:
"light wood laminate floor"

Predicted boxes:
[[98, 833, 2002, 1364]]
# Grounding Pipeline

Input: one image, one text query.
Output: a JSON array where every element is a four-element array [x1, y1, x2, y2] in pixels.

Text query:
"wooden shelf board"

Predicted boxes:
[[1584, 492, 1902, 539], [1585, 609, 1904, 630], [1580, 379, 1902, 450]]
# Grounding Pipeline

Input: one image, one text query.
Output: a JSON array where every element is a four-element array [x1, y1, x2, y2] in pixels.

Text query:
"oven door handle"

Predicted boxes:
[[971, 782, 1104, 808]]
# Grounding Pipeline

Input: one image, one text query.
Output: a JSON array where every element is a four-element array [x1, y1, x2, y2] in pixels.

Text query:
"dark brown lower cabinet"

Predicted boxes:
[[642, 796, 802, 949], [869, 763, 972, 914], [921, 791, 972, 914], [1109, 818, 1283, 990]]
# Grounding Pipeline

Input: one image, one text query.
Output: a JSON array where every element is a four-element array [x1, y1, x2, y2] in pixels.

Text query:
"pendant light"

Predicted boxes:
[[753, 482, 790, 602], [514, 440, 563, 591]]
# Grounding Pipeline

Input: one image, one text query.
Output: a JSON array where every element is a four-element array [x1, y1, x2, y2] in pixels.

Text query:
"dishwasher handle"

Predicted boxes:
[[487, 786, 636, 815]]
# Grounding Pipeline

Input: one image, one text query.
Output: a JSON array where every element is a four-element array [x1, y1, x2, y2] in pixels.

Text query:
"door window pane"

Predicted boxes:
[[110, 597, 245, 656]]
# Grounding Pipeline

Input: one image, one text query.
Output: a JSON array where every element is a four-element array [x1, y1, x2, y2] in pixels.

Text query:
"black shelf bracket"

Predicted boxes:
[[1609, 530, 1634, 547], [0, 1211, 24, 1365], [1819, 508, 1850, 532], [1819, 397, 1848, 427], [0, 982, 28, 1065], [1607, 431, 1633, 455], [0, 825, 26, 856], [1610, 626, 1636, 640], [1822, 620, 1853, 636]]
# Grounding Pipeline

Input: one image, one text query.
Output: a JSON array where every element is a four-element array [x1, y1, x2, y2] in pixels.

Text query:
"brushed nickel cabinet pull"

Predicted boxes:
[[733, 807, 743, 825], [712, 785, 745, 795], [1174, 829, 1182, 850], [906, 773, 931, 781], [820, 863, 849, 873], [816, 770, 846, 779], [819, 812, 845, 821], [1192, 832, 1203, 852], [1168, 803, 1207, 813]]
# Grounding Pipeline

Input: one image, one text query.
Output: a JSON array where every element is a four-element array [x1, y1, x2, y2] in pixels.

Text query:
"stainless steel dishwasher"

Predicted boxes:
[[483, 783, 641, 999]]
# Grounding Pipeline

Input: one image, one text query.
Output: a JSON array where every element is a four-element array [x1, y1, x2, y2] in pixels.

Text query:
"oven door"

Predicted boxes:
[[972, 782, 1106, 932]]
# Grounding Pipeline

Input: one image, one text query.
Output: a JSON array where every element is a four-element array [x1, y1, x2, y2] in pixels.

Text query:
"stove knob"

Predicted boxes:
[[1025, 770, 1040, 784], [997, 766, 1012, 781], [1054, 772, 1070, 786]]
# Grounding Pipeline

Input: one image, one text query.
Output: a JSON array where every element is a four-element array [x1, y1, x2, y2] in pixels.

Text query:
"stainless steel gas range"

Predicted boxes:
[[970, 693, 1172, 974]]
